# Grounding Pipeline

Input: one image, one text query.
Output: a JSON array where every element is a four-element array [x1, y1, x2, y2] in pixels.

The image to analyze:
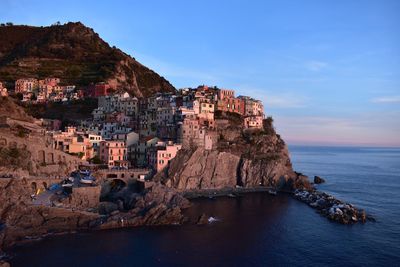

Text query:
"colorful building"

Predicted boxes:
[[148, 142, 182, 172], [15, 78, 38, 93], [99, 140, 128, 168]]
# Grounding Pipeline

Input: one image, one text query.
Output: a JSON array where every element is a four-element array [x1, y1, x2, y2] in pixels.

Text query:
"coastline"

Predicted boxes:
[[182, 186, 282, 199], [1, 181, 378, 267]]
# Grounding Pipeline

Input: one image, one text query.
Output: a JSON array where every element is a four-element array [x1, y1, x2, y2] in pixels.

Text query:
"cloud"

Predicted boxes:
[[371, 96, 400, 104], [305, 60, 328, 71]]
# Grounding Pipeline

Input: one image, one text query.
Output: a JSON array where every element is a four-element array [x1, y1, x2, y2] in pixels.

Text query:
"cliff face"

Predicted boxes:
[[160, 119, 311, 191], [0, 98, 85, 177], [0, 22, 175, 97]]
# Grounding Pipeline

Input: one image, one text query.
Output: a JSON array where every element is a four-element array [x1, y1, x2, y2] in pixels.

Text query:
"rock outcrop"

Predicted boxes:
[[294, 189, 374, 224], [0, 178, 189, 251], [159, 118, 312, 192], [0, 178, 100, 249], [314, 175, 326, 184], [99, 183, 190, 228]]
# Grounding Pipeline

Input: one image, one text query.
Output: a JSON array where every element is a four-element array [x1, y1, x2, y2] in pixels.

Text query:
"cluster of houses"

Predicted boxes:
[[4, 78, 122, 103], [13, 78, 82, 103], [45, 85, 265, 173], [1, 79, 265, 173]]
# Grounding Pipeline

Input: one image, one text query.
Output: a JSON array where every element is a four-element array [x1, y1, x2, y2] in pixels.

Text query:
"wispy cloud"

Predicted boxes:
[[305, 60, 328, 71], [371, 96, 400, 104]]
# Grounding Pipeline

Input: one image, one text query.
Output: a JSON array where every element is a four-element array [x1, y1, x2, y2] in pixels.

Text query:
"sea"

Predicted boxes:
[[8, 146, 400, 266]]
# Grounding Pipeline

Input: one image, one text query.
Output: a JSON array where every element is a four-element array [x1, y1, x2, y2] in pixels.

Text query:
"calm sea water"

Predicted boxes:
[[9, 146, 400, 266]]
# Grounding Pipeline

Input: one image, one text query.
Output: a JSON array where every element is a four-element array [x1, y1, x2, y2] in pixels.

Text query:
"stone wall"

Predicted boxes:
[[67, 186, 101, 210], [0, 131, 86, 176], [96, 169, 150, 183]]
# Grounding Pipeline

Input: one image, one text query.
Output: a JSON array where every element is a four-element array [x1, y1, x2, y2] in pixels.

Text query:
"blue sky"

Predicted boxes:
[[2, 0, 400, 146]]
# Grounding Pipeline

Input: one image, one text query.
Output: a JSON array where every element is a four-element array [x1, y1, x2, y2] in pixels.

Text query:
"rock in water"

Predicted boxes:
[[314, 176, 326, 184], [293, 189, 374, 224], [197, 214, 209, 225]]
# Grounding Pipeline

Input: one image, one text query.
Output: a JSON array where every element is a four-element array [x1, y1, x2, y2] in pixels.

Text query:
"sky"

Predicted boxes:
[[1, 0, 400, 146]]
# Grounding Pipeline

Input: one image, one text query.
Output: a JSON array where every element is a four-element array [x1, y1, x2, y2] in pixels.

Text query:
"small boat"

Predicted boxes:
[[80, 179, 93, 185], [208, 217, 220, 223], [80, 176, 95, 185], [268, 189, 277, 195], [79, 170, 90, 176], [61, 179, 73, 188]]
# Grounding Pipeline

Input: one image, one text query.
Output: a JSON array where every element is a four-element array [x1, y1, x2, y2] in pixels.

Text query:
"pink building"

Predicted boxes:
[[45, 78, 60, 87], [99, 140, 128, 168], [149, 142, 182, 172]]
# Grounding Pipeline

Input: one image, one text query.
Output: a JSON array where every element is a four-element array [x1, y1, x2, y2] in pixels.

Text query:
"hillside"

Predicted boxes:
[[0, 96, 34, 122], [0, 22, 175, 97]]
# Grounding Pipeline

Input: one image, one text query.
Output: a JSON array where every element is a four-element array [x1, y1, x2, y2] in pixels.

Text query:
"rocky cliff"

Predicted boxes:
[[0, 22, 175, 97], [159, 117, 311, 192], [0, 98, 86, 177], [0, 178, 100, 250], [0, 178, 189, 251]]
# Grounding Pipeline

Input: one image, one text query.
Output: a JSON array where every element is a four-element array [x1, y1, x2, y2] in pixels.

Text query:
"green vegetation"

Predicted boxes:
[[15, 125, 29, 138], [90, 156, 103, 164], [0, 146, 30, 167], [0, 22, 175, 97], [215, 110, 243, 125], [24, 98, 98, 122], [263, 116, 275, 135]]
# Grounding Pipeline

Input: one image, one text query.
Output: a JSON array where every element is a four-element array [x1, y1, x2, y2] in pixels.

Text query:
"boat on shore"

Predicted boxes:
[[61, 179, 73, 188], [268, 189, 277, 195], [80, 176, 95, 185], [79, 170, 90, 176]]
